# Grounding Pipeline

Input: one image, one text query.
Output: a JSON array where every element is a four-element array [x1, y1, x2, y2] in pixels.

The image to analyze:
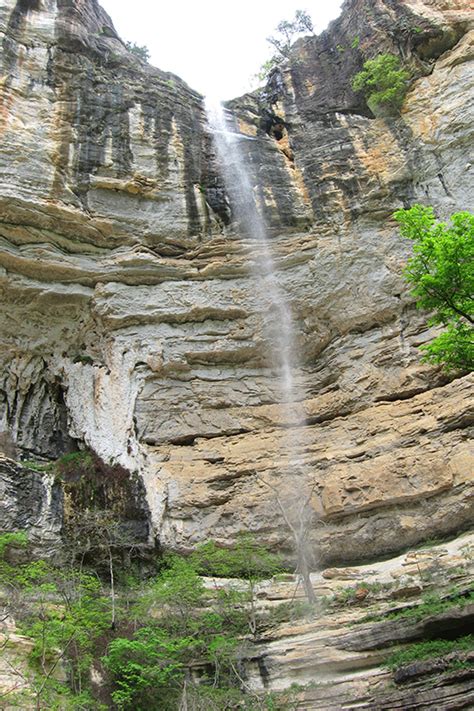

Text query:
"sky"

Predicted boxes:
[[99, 0, 344, 100]]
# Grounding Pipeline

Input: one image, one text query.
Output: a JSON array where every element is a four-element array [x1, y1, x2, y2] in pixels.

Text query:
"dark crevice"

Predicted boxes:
[[305, 410, 352, 426], [165, 427, 252, 448], [374, 387, 429, 403], [438, 414, 474, 434], [17, 0, 41, 11], [168, 434, 197, 447]]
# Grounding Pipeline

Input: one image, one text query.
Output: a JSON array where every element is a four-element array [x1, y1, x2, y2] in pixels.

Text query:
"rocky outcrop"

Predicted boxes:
[[0, 451, 151, 560], [156, 375, 473, 565], [2, 528, 472, 709], [0, 455, 62, 556], [0, 0, 472, 567], [229, 0, 473, 227], [243, 531, 474, 709]]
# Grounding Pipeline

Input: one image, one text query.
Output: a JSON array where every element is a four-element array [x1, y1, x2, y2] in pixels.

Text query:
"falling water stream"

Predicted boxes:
[[206, 100, 297, 404], [206, 101, 316, 601]]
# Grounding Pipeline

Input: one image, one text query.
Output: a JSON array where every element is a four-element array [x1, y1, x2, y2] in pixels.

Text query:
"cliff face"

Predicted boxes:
[[0, 0, 472, 568]]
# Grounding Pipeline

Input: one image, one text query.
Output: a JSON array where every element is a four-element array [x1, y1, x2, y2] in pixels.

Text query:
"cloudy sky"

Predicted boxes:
[[99, 0, 344, 99]]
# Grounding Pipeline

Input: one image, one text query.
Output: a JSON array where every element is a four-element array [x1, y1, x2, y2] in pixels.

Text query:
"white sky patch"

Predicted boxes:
[[99, 0, 344, 100]]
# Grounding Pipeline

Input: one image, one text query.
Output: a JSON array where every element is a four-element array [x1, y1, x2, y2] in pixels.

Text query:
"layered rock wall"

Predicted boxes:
[[0, 0, 472, 563], [0, 455, 62, 555]]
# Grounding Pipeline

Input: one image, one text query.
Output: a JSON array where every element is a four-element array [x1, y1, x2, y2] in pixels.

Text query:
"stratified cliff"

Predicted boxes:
[[1, 0, 473, 706], [0, 0, 472, 562]]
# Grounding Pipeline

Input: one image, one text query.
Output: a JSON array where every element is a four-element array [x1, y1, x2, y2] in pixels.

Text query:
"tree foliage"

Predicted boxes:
[[394, 204, 474, 371], [192, 535, 282, 581], [255, 57, 281, 84], [104, 628, 193, 710], [125, 41, 150, 63], [103, 541, 285, 709], [352, 53, 410, 115], [0, 533, 111, 709], [0, 533, 290, 709], [256, 9, 314, 83], [266, 10, 314, 59]]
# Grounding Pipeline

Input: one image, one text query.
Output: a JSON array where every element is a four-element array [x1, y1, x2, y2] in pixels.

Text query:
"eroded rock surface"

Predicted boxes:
[[243, 532, 474, 709], [0, 456, 62, 556], [0, 0, 472, 569]]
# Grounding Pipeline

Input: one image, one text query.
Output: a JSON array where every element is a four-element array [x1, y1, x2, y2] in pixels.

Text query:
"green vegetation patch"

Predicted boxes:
[[191, 536, 284, 580], [125, 41, 150, 63], [395, 205, 474, 371], [0, 532, 111, 709], [386, 635, 474, 670], [0, 533, 294, 710], [358, 589, 474, 625], [352, 53, 410, 115]]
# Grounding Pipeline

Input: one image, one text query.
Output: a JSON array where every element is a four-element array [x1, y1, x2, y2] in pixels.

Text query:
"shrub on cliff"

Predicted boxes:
[[352, 53, 410, 116], [0, 533, 110, 709], [394, 205, 474, 371], [255, 9, 314, 83], [125, 41, 150, 63], [266, 10, 314, 59], [103, 547, 285, 710]]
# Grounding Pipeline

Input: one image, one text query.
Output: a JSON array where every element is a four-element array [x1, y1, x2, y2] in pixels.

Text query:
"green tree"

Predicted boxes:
[[394, 204, 474, 371], [267, 10, 314, 59], [125, 41, 150, 63], [104, 628, 192, 710], [255, 56, 281, 84], [192, 535, 284, 635], [352, 53, 410, 115], [23, 571, 111, 703], [0, 533, 110, 709], [256, 9, 314, 83], [142, 555, 207, 635]]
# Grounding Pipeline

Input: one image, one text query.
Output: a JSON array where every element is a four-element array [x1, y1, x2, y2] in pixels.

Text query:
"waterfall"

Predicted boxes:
[[206, 100, 316, 602], [206, 100, 297, 406]]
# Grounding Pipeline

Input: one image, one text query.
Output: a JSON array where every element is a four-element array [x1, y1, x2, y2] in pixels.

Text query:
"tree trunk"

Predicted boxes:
[[297, 548, 316, 604]]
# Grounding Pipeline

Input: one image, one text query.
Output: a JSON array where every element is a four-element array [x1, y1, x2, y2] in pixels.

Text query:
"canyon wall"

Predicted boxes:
[[0, 0, 472, 566]]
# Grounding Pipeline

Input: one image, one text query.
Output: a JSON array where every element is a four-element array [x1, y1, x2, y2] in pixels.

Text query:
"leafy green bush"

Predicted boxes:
[[125, 41, 150, 63], [386, 635, 474, 670], [104, 628, 193, 710], [352, 53, 410, 115], [54, 450, 94, 477], [192, 535, 283, 581], [21, 459, 52, 472], [394, 205, 474, 371], [391, 590, 474, 622], [359, 589, 474, 625], [0, 530, 27, 559]]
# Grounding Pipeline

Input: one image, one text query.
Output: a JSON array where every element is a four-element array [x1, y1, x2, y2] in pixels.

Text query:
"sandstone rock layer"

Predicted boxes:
[[0, 0, 472, 566]]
